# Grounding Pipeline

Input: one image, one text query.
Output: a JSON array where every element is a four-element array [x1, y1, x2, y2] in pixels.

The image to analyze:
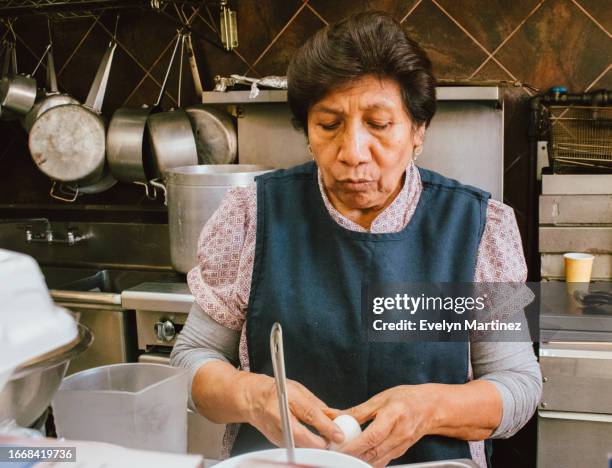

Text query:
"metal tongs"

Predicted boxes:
[[270, 322, 296, 464]]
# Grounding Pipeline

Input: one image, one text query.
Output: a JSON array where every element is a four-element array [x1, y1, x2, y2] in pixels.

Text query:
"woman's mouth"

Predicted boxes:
[[338, 179, 375, 191]]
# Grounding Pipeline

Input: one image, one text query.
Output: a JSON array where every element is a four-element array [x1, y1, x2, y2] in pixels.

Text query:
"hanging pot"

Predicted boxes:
[[0, 40, 38, 115], [146, 33, 197, 182], [22, 43, 78, 133], [106, 33, 183, 184], [28, 40, 117, 186], [0, 41, 19, 122], [184, 105, 237, 164], [181, 31, 237, 164]]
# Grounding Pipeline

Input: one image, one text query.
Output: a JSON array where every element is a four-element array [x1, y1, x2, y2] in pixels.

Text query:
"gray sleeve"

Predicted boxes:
[[471, 340, 542, 439], [170, 302, 241, 411]]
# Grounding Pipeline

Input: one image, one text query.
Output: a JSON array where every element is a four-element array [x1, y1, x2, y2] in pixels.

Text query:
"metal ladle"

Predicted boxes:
[[270, 322, 295, 464]]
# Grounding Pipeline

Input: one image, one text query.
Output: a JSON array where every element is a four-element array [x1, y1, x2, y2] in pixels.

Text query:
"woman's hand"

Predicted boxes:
[[340, 385, 435, 468], [244, 373, 344, 449]]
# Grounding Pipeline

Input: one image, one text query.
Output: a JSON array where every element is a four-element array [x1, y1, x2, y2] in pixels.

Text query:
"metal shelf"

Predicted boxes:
[[201, 86, 502, 105]]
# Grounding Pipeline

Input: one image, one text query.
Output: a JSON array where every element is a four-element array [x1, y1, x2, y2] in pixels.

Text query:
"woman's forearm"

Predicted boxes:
[[192, 360, 273, 424], [424, 380, 502, 440]]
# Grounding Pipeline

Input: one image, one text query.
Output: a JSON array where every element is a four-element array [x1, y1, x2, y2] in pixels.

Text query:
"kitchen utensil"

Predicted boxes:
[[0, 24, 39, 115], [0, 41, 18, 121], [220, 0, 238, 51], [107, 32, 182, 184], [53, 363, 189, 453], [22, 23, 79, 133], [166, 164, 271, 273], [0, 323, 92, 427], [146, 33, 198, 182], [185, 105, 237, 164], [270, 322, 295, 463], [212, 448, 371, 468], [180, 24, 237, 165], [173, 5, 202, 99], [185, 32, 203, 98], [29, 39, 117, 185], [50, 165, 119, 202]]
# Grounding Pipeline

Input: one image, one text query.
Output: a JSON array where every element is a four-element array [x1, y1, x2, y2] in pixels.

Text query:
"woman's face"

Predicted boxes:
[[307, 75, 425, 214]]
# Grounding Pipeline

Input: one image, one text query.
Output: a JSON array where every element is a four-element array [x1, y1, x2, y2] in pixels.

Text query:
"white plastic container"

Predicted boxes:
[[52, 363, 189, 453]]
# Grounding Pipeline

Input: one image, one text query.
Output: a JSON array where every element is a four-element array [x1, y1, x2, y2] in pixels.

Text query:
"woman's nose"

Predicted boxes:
[[337, 125, 371, 166]]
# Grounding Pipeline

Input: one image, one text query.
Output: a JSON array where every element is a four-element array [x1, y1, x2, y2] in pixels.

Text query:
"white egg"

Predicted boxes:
[[329, 415, 362, 451]]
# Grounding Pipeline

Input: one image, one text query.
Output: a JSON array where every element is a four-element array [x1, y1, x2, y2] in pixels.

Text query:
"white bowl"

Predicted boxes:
[[213, 448, 371, 468]]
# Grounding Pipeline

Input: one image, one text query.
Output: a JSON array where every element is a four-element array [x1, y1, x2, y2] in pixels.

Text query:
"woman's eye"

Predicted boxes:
[[319, 122, 340, 131], [368, 121, 390, 130]]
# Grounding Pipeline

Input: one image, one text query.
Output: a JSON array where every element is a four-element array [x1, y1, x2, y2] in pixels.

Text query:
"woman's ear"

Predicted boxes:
[[412, 124, 426, 147]]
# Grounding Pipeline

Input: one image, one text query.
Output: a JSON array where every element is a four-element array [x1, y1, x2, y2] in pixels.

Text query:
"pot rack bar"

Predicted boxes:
[[0, 0, 204, 18]]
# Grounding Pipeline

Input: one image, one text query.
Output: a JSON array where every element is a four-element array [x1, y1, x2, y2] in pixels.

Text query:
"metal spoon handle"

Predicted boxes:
[[270, 322, 295, 463]]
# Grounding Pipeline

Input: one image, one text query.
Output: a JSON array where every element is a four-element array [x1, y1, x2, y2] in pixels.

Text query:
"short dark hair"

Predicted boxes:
[[287, 11, 436, 134]]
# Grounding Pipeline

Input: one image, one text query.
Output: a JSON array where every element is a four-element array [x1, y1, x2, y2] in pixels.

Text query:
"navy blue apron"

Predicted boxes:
[[231, 161, 491, 465]]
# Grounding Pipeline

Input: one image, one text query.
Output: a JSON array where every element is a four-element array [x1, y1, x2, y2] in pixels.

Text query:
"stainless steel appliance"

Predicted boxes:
[[539, 282, 612, 468], [123, 281, 225, 459], [40, 266, 182, 375]]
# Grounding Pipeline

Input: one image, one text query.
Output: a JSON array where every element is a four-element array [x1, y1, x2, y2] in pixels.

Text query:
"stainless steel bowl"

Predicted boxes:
[[0, 323, 93, 427]]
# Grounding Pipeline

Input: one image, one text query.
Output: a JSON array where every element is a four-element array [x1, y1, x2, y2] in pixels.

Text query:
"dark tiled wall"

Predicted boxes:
[[1, 0, 610, 250]]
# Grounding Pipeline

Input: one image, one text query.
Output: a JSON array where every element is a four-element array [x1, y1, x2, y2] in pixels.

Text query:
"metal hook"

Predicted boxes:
[[181, 4, 189, 23], [47, 17, 52, 45], [50, 181, 78, 203], [177, 32, 185, 108], [134, 181, 157, 200], [7, 19, 16, 42], [173, 2, 187, 26], [113, 14, 120, 41], [31, 43, 51, 76]]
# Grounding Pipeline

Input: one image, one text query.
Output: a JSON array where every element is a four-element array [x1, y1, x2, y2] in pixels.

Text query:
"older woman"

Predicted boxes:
[[171, 11, 541, 468]]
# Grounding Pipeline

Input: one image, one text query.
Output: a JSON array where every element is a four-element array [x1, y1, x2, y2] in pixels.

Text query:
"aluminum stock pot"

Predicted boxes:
[[167, 164, 272, 273]]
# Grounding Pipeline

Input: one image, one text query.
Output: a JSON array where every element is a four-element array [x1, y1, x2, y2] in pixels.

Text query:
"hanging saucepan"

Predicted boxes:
[[28, 39, 117, 187], [0, 29, 40, 115], [0, 41, 19, 122], [22, 25, 79, 132], [22, 45, 79, 133], [147, 33, 198, 202], [106, 32, 182, 185], [182, 31, 237, 165]]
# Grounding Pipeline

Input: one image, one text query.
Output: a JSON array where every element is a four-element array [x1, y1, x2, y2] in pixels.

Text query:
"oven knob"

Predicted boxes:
[[154, 320, 176, 342]]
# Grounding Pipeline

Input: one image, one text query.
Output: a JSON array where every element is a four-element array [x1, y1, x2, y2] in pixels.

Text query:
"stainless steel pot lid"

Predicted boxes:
[[166, 164, 273, 186]]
